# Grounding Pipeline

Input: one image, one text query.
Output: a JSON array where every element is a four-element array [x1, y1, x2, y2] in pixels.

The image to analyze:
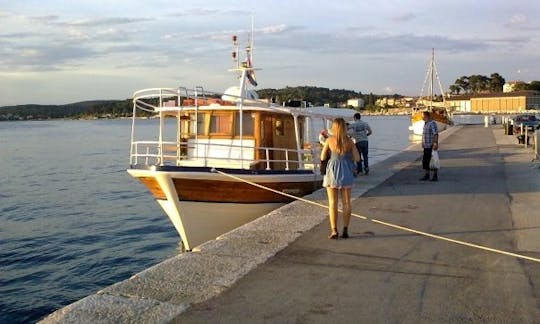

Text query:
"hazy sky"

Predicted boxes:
[[1, 0, 538, 106]]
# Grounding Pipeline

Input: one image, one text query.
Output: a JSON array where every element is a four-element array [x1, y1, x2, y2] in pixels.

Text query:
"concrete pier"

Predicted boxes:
[[40, 125, 540, 323]]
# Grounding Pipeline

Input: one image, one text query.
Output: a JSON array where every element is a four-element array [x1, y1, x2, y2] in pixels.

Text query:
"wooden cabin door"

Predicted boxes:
[[259, 115, 274, 168]]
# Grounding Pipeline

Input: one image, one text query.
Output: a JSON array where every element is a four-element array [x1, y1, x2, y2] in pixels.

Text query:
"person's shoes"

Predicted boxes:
[[420, 174, 430, 181], [430, 175, 438, 182], [341, 227, 349, 239], [328, 228, 339, 239], [364, 167, 369, 175]]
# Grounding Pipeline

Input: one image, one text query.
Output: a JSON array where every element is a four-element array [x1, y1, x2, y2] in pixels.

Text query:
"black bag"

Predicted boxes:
[[320, 156, 329, 175]]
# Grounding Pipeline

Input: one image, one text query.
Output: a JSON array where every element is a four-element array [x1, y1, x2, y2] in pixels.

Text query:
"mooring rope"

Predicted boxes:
[[212, 168, 540, 263]]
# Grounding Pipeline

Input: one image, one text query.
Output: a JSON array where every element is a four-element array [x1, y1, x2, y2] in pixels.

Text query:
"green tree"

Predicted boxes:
[[528, 81, 540, 91], [449, 84, 461, 94], [451, 73, 507, 94], [454, 76, 470, 93], [513, 81, 530, 91], [468, 74, 490, 93], [488, 73, 505, 92]]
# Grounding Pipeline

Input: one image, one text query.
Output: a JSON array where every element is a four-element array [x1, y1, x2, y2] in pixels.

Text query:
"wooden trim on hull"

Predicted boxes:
[[135, 175, 322, 203], [173, 178, 321, 203]]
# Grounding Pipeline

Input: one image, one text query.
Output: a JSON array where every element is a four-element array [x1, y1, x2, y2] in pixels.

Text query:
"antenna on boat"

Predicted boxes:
[[232, 35, 239, 71], [248, 15, 254, 69]]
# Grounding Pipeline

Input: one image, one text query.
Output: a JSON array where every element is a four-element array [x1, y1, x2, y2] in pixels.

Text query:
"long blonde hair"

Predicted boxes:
[[331, 118, 349, 155]]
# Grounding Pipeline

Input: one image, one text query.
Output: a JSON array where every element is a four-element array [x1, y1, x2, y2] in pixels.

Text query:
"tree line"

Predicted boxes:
[[1, 86, 380, 121], [2, 80, 538, 121], [507, 80, 540, 92], [449, 73, 506, 94], [449, 73, 540, 95], [256, 86, 378, 109], [0, 100, 134, 121]]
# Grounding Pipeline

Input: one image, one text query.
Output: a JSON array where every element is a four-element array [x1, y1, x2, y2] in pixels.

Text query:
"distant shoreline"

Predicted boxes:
[[0, 108, 518, 123]]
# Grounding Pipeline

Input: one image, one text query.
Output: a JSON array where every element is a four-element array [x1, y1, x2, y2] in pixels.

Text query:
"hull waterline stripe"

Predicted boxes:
[[213, 168, 540, 264]]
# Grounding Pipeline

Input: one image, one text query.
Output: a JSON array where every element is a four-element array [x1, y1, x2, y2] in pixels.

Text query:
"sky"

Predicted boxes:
[[1, 0, 539, 106]]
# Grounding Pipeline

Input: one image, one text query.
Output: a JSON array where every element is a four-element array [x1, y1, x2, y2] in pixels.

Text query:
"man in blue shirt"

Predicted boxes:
[[348, 113, 372, 175], [420, 111, 439, 181]]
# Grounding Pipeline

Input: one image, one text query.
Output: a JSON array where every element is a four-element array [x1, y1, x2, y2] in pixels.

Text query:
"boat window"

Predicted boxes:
[[189, 113, 206, 135], [234, 112, 254, 136], [275, 118, 284, 136], [209, 112, 233, 135]]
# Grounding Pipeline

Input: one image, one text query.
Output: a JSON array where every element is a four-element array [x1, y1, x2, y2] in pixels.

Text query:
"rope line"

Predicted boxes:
[[212, 169, 540, 263]]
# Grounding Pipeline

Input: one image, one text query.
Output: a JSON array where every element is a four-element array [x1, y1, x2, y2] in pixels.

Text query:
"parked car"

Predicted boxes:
[[512, 114, 540, 128]]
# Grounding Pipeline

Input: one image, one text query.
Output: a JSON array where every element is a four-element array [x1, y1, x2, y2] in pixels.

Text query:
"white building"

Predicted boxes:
[[503, 81, 520, 93], [347, 98, 365, 108]]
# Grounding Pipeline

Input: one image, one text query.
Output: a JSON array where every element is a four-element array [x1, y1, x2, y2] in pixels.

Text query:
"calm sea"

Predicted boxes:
[[0, 115, 480, 323]]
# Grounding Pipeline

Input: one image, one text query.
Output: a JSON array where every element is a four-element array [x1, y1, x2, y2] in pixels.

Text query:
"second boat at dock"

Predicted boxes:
[[410, 48, 453, 135]]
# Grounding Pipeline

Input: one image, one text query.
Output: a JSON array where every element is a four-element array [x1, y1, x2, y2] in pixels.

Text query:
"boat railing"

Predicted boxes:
[[132, 87, 276, 112], [130, 140, 319, 171]]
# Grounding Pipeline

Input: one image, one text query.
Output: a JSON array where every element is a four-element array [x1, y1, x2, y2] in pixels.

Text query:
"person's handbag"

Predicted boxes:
[[429, 150, 440, 169], [320, 156, 329, 175]]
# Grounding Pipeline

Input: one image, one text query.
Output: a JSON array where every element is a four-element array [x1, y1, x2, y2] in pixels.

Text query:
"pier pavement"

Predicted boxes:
[[41, 125, 540, 323]]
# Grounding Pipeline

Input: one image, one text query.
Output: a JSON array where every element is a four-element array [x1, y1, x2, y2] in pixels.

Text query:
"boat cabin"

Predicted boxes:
[[129, 92, 313, 172]]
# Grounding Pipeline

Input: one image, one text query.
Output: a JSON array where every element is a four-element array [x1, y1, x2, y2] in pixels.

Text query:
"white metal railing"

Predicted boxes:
[[132, 87, 275, 112], [129, 87, 331, 172], [130, 140, 319, 171]]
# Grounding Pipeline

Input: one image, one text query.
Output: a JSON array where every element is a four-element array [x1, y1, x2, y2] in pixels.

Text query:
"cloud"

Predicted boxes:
[[259, 24, 289, 34], [27, 15, 60, 24], [167, 8, 221, 17], [58, 17, 153, 27], [260, 29, 489, 56], [166, 8, 250, 17], [0, 44, 94, 71], [162, 24, 297, 43], [393, 12, 416, 22], [503, 13, 540, 30]]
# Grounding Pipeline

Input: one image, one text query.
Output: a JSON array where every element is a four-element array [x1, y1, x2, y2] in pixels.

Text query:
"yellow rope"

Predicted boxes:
[[213, 168, 540, 263]]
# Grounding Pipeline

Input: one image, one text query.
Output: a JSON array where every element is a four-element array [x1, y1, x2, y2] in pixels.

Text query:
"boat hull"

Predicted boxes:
[[410, 110, 452, 135], [128, 167, 322, 250], [410, 119, 452, 135], [157, 199, 284, 251]]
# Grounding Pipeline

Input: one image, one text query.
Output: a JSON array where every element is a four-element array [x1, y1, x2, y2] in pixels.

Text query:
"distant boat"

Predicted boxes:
[[409, 49, 453, 135], [127, 28, 355, 251]]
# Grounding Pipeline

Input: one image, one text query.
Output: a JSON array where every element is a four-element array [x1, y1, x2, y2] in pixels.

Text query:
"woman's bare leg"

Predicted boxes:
[[341, 188, 352, 227], [326, 187, 338, 236]]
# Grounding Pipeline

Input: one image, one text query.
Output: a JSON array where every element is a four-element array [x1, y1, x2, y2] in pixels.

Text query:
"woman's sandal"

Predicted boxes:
[[341, 227, 349, 239], [328, 228, 339, 239]]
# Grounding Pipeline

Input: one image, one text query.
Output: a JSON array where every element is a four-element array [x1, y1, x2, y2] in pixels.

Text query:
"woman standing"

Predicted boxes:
[[320, 118, 360, 239]]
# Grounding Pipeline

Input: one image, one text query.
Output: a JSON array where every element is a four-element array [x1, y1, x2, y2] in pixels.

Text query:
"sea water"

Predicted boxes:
[[0, 115, 466, 323]]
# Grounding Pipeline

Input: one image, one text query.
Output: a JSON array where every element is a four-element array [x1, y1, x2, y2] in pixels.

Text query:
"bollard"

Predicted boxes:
[[535, 130, 539, 160], [484, 115, 489, 128]]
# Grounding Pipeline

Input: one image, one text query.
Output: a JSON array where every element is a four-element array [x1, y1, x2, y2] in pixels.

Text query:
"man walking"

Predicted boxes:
[[348, 112, 372, 175], [420, 111, 439, 181]]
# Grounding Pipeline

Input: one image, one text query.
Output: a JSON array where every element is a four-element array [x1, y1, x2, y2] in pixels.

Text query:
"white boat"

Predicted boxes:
[[127, 32, 355, 251], [409, 49, 453, 135]]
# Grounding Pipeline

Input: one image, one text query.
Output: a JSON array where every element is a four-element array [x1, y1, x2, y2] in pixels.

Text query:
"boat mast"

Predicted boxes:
[[237, 18, 255, 169], [430, 48, 434, 110], [419, 48, 446, 110], [432, 50, 447, 107]]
